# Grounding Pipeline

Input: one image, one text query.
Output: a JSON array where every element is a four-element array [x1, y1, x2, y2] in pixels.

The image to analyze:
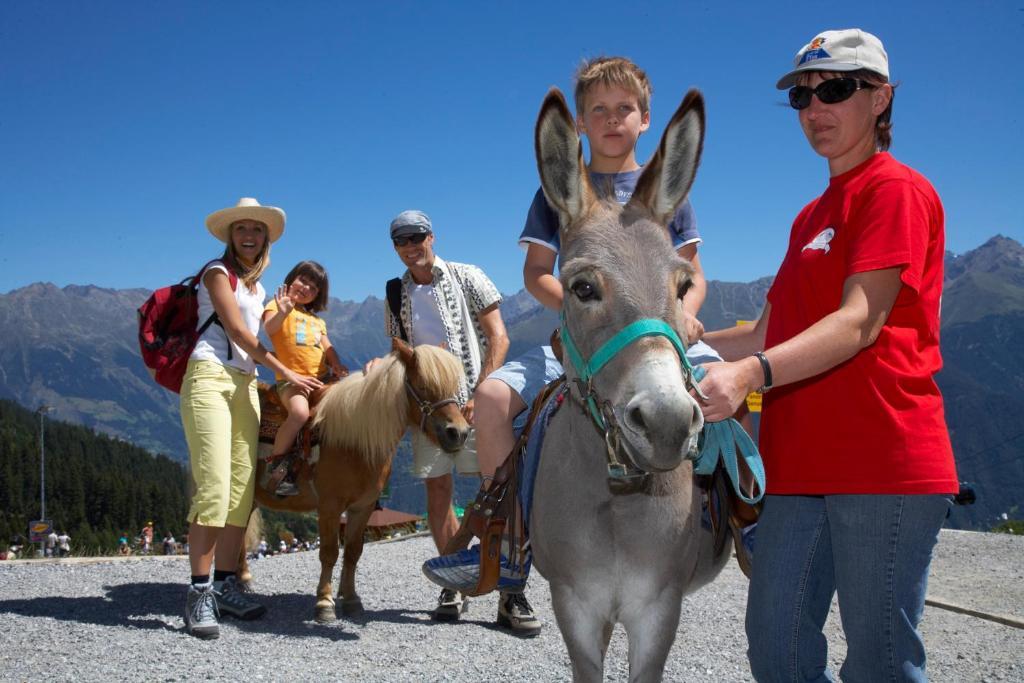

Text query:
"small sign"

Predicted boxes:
[[29, 520, 53, 543]]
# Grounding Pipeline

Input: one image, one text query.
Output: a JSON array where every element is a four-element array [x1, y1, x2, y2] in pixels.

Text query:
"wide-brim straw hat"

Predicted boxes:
[[205, 197, 286, 244]]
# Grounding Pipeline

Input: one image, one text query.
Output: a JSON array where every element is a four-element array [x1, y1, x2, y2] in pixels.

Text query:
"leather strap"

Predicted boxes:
[[442, 375, 566, 596]]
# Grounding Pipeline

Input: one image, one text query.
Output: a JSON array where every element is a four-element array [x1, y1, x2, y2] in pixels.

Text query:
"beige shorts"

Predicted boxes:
[[411, 429, 479, 479]]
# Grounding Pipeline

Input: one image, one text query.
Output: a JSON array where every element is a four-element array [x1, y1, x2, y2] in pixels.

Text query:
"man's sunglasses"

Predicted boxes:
[[393, 233, 429, 247], [788, 78, 875, 110]]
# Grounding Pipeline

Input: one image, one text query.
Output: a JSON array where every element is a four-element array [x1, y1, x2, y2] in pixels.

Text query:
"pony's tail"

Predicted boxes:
[[245, 508, 263, 554]]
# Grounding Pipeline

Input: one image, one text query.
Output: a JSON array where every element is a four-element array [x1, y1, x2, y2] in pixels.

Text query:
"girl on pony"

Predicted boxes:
[[263, 260, 347, 496]]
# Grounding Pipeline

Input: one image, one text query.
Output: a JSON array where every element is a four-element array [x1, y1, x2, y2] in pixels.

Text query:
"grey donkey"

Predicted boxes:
[[530, 88, 730, 683]]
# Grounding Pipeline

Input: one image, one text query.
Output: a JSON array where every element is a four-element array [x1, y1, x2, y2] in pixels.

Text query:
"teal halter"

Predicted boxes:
[[559, 312, 697, 431]]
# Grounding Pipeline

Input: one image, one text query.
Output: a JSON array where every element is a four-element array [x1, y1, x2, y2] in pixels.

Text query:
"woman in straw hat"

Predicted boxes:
[[697, 30, 957, 680], [181, 197, 322, 640]]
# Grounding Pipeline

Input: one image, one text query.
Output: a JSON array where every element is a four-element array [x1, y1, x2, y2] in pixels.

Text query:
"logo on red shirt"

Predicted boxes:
[[802, 228, 835, 253]]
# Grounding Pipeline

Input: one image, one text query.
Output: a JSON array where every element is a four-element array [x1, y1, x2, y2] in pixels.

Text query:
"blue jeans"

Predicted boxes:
[[745, 494, 950, 682]]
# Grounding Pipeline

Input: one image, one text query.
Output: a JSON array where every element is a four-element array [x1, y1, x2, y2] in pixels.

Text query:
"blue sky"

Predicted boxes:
[[2, 2, 1021, 301]]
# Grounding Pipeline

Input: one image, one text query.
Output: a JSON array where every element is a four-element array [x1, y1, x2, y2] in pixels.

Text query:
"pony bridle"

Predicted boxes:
[[560, 313, 707, 484], [404, 380, 459, 433]]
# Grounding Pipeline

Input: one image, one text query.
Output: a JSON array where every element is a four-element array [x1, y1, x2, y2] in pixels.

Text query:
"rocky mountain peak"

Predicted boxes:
[[946, 234, 1024, 281]]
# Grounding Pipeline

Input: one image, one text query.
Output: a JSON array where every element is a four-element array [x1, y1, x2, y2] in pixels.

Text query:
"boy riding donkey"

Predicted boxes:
[[423, 56, 738, 636]]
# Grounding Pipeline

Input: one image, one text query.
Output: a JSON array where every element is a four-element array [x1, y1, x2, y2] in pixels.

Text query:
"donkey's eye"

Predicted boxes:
[[571, 280, 598, 301], [677, 281, 692, 300]]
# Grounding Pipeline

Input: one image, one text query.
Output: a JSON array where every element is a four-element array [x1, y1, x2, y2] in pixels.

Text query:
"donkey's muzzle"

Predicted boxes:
[[620, 389, 702, 472]]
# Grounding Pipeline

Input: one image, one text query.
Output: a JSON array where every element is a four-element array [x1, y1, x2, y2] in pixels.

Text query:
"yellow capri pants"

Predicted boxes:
[[180, 359, 260, 527]]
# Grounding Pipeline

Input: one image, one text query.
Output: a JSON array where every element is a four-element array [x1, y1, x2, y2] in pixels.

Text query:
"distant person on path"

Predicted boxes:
[[57, 531, 70, 558], [696, 29, 958, 680], [141, 522, 154, 555], [118, 534, 130, 555], [262, 260, 348, 497], [180, 197, 322, 640], [45, 530, 58, 558], [379, 209, 509, 623], [163, 532, 176, 555]]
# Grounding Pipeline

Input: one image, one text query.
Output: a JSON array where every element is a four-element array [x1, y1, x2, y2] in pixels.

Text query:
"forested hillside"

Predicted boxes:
[[0, 399, 189, 552]]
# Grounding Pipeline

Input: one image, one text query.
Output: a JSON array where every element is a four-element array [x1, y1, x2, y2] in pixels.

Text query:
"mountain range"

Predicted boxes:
[[1, 236, 1021, 529]]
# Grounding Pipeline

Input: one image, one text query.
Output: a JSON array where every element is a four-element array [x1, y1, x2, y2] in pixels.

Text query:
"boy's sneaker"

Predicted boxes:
[[431, 588, 466, 621], [497, 591, 541, 636], [422, 545, 530, 595], [213, 575, 267, 620], [184, 582, 220, 639]]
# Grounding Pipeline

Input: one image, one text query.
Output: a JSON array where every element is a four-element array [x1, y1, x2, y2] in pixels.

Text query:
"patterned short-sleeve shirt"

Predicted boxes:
[[385, 256, 502, 401]]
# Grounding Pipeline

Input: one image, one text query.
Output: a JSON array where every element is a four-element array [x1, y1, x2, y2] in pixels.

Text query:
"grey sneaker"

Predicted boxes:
[[213, 575, 267, 620], [431, 588, 466, 622], [498, 591, 541, 636], [185, 582, 220, 639]]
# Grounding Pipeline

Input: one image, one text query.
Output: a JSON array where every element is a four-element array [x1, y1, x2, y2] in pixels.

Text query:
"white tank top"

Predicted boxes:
[[190, 262, 265, 374]]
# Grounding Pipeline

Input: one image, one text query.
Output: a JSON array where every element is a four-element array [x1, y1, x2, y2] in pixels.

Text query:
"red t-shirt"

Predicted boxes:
[[761, 152, 958, 495]]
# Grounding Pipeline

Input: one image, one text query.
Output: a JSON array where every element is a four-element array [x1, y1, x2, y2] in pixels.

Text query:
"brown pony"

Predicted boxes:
[[239, 338, 469, 623]]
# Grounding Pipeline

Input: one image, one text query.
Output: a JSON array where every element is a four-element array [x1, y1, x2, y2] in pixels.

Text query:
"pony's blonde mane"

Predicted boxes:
[[313, 345, 464, 471]]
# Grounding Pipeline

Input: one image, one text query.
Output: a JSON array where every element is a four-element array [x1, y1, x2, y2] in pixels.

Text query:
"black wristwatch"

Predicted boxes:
[[753, 351, 773, 393]]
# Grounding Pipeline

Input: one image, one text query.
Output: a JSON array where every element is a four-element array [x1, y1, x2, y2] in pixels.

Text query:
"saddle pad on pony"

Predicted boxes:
[[256, 384, 320, 468]]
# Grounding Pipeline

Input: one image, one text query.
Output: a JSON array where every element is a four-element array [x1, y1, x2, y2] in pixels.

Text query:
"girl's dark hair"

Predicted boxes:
[[846, 68, 896, 151], [284, 260, 330, 313]]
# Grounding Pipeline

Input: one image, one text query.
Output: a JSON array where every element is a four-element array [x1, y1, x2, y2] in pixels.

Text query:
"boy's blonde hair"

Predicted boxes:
[[574, 56, 653, 115]]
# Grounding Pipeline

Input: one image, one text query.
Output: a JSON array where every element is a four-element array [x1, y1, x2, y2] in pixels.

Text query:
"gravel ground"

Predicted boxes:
[[0, 529, 1020, 682]]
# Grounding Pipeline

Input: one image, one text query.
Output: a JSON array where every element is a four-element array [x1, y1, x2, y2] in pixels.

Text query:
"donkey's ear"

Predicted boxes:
[[627, 89, 705, 225], [535, 88, 596, 233]]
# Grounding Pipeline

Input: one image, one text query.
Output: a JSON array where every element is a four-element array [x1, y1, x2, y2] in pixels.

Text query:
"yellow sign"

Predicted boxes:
[[736, 320, 762, 413], [29, 520, 53, 543]]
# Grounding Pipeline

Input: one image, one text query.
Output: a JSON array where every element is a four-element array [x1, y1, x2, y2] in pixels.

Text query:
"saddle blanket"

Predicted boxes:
[[519, 385, 568, 534], [257, 384, 320, 467]]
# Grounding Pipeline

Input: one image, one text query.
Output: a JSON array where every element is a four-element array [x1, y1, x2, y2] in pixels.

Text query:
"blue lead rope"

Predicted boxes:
[[692, 365, 766, 505]]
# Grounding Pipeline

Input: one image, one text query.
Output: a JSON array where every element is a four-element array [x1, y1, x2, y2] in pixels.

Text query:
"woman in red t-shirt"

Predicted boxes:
[[699, 29, 957, 681]]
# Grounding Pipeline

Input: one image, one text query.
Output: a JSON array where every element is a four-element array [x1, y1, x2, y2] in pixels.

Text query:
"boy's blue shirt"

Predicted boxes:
[[518, 167, 700, 255]]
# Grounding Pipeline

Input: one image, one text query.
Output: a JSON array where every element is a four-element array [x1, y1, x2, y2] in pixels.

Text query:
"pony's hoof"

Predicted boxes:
[[340, 598, 364, 617], [314, 600, 337, 623]]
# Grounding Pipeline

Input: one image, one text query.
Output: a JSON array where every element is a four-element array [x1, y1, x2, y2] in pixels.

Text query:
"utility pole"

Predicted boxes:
[[37, 405, 51, 557]]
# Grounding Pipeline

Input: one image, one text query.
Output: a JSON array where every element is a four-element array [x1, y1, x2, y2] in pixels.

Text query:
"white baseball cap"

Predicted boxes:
[[776, 28, 889, 90]]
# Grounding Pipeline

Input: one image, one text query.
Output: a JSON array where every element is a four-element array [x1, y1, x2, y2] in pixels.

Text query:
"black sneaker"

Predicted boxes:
[[431, 588, 466, 622], [184, 582, 220, 639], [213, 575, 266, 620], [497, 591, 541, 636]]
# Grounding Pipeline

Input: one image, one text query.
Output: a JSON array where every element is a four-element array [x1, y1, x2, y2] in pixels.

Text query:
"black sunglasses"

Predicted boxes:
[[788, 78, 875, 110], [393, 233, 429, 247]]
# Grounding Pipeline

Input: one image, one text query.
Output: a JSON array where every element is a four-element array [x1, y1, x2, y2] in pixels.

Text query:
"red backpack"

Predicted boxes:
[[137, 260, 238, 393]]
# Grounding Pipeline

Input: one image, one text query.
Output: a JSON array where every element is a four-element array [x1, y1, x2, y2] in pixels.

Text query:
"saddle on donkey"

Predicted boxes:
[[423, 351, 765, 596]]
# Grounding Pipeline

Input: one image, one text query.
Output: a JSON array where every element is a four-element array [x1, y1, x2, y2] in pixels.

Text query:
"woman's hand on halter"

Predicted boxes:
[[694, 358, 761, 422]]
